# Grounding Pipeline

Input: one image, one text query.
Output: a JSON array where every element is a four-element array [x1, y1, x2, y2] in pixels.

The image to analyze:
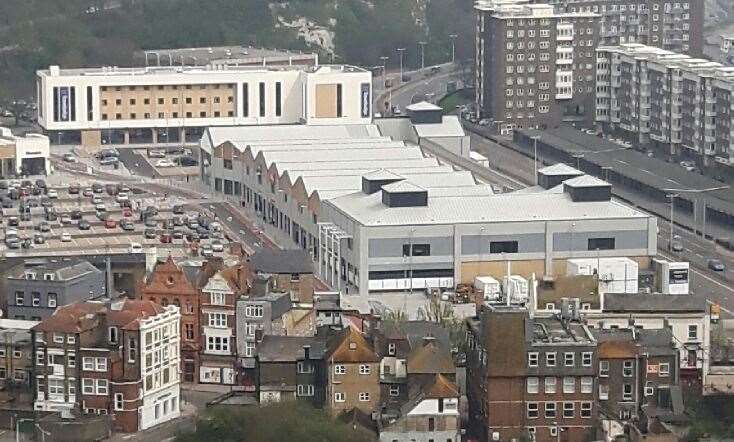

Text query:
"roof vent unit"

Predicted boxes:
[[563, 175, 612, 202], [537, 163, 584, 189], [381, 180, 428, 208], [361, 169, 404, 194], [406, 101, 443, 124]]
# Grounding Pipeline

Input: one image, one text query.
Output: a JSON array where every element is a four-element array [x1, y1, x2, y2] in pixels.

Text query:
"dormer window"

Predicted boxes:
[[108, 326, 119, 344], [166, 276, 175, 286], [44, 273, 55, 281], [24, 272, 36, 280], [388, 343, 396, 356], [349, 342, 357, 350]]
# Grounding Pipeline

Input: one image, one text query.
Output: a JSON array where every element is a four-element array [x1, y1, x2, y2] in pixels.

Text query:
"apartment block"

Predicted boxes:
[[466, 308, 597, 442], [31, 300, 181, 433], [547, 0, 703, 56], [36, 63, 372, 147], [475, 3, 600, 132], [595, 43, 734, 169]]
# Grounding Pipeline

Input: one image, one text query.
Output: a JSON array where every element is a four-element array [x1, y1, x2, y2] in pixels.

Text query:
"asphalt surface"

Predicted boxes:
[[373, 63, 460, 114], [467, 129, 734, 315]]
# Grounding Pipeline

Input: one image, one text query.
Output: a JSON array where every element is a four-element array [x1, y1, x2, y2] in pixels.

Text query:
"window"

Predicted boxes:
[[157, 98, 164, 105], [358, 392, 370, 402], [67, 352, 76, 368], [599, 360, 609, 377], [185, 324, 194, 340], [659, 363, 670, 376], [527, 377, 539, 394], [623, 384, 633, 401], [199, 97, 206, 104], [388, 343, 396, 356], [297, 384, 314, 396], [599, 384, 609, 400], [390, 386, 400, 397], [623, 360, 634, 377], [206, 336, 230, 353], [96, 379, 108, 395], [581, 402, 592, 418], [334, 392, 345, 402], [259, 82, 266, 117], [210, 293, 225, 305], [402, 243, 430, 257], [12, 349, 21, 359], [245, 305, 263, 318], [687, 325, 699, 341], [489, 241, 519, 254], [297, 361, 313, 373], [527, 402, 539, 419], [275, 82, 282, 117], [334, 365, 346, 375], [96, 357, 107, 371], [564, 352, 574, 367], [15, 292, 23, 306], [48, 293, 57, 308], [588, 237, 615, 250], [208, 313, 227, 328], [114, 393, 124, 411], [563, 402, 574, 418], [582, 352, 592, 367], [359, 364, 370, 375], [544, 377, 556, 394], [528, 352, 538, 367], [82, 378, 94, 394], [108, 326, 118, 344], [53, 334, 64, 344], [546, 352, 556, 367], [545, 402, 556, 418], [49, 379, 65, 395], [128, 337, 137, 363], [32, 292, 41, 306], [242, 83, 249, 117], [581, 376, 593, 393]]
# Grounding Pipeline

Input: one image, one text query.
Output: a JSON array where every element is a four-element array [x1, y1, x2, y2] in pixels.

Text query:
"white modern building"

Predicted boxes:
[[36, 63, 372, 146], [0, 128, 50, 176]]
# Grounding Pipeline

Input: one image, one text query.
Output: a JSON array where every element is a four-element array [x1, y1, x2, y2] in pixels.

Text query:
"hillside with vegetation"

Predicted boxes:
[[0, 0, 474, 103]]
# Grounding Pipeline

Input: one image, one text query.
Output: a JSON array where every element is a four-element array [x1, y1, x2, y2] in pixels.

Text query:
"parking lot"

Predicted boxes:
[[0, 178, 232, 259]]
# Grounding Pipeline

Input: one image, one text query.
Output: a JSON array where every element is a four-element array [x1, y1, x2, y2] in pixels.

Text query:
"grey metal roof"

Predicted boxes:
[[538, 163, 583, 176], [603, 293, 707, 312], [250, 249, 313, 274], [563, 175, 612, 188], [8, 259, 100, 281]]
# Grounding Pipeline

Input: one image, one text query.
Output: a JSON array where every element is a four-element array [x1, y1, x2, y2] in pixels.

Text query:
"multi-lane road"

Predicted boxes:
[[373, 63, 461, 114], [468, 131, 734, 315]]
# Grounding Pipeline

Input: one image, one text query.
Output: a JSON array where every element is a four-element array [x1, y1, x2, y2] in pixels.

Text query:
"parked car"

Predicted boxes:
[[144, 218, 158, 228], [172, 230, 184, 239], [92, 196, 103, 205], [173, 204, 186, 214], [46, 189, 58, 199], [122, 208, 133, 218], [120, 220, 135, 231], [129, 242, 143, 253], [116, 193, 129, 203], [92, 183, 104, 193], [105, 219, 117, 229], [78, 220, 91, 230], [105, 184, 118, 195], [211, 240, 224, 252], [71, 210, 83, 220], [159, 233, 172, 244], [148, 150, 166, 158], [83, 188, 93, 197], [100, 157, 119, 166], [671, 242, 683, 252], [200, 244, 213, 257], [6, 237, 20, 249], [7, 216, 19, 226], [95, 203, 106, 212], [63, 153, 77, 163], [155, 159, 175, 168], [60, 215, 72, 225], [33, 233, 45, 244], [144, 228, 157, 239], [60, 232, 72, 242], [68, 184, 80, 194], [37, 222, 51, 232]]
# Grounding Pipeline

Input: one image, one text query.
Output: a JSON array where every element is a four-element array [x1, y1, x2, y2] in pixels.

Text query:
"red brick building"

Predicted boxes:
[[140, 257, 200, 383]]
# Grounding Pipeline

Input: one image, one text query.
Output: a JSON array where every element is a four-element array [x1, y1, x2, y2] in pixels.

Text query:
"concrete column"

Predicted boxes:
[[544, 222, 554, 276], [123, 130, 130, 145], [180, 128, 187, 143], [151, 129, 158, 145]]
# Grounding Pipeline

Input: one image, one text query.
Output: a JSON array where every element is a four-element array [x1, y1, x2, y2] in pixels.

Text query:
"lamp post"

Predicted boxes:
[[666, 193, 678, 251], [418, 41, 427, 69], [397, 48, 406, 84], [449, 34, 458, 63]]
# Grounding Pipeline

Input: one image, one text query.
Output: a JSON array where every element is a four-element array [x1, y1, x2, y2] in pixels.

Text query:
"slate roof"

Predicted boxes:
[[327, 325, 379, 363], [407, 339, 456, 375], [8, 259, 100, 281], [249, 249, 313, 274], [33, 299, 166, 333], [257, 335, 325, 362]]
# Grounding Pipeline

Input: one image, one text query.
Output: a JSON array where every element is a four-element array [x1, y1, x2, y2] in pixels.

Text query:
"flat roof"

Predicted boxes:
[[142, 45, 317, 65], [40, 63, 366, 78], [204, 124, 380, 149], [326, 187, 648, 227], [518, 126, 734, 216], [603, 293, 707, 313], [414, 115, 466, 138], [302, 170, 475, 197]]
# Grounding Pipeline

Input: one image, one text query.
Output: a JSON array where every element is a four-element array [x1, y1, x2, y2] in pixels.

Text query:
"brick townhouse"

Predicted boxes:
[[31, 299, 181, 432]]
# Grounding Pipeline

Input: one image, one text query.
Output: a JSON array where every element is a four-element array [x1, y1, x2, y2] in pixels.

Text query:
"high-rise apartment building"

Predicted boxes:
[[595, 43, 734, 168], [475, 3, 600, 133], [547, 0, 704, 56]]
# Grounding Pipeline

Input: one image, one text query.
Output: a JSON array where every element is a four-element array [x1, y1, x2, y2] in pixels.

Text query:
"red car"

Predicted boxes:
[[159, 233, 172, 244], [122, 208, 132, 217], [105, 219, 117, 229]]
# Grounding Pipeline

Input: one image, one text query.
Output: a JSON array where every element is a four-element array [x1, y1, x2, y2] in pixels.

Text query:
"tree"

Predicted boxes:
[[175, 401, 377, 442], [416, 297, 467, 353]]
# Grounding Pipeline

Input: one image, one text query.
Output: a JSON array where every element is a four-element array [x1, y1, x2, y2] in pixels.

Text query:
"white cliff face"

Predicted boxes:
[[277, 16, 335, 54]]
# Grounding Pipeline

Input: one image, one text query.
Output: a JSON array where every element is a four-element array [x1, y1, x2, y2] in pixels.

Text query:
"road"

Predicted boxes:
[[373, 63, 460, 114], [468, 131, 734, 315]]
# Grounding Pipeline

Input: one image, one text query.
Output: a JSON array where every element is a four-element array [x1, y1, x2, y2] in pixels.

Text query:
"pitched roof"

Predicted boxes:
[[33, 299, 167, 333], [257, 335, 325, 362], [142, 256, 199, 295], [423, 373, 460, 399], [328, 326, 379, 363], [9, 259, 100, 280], [407, 339, 456, 375], [249, 249, 313, 274]]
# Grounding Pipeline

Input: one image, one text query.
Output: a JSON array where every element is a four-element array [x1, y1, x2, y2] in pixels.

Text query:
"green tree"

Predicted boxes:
[[176, 401, 377, 442]]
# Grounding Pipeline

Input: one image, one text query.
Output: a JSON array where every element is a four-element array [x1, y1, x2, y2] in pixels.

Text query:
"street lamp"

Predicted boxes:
[[379, 55, 389, 87], [666, 193, 679, 251], [662, 185, 729, 240], [397, 48, 406, 84], [418, 41, 427, 69], [449, 34, 458, 63], [530, 135, 541, 185]]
